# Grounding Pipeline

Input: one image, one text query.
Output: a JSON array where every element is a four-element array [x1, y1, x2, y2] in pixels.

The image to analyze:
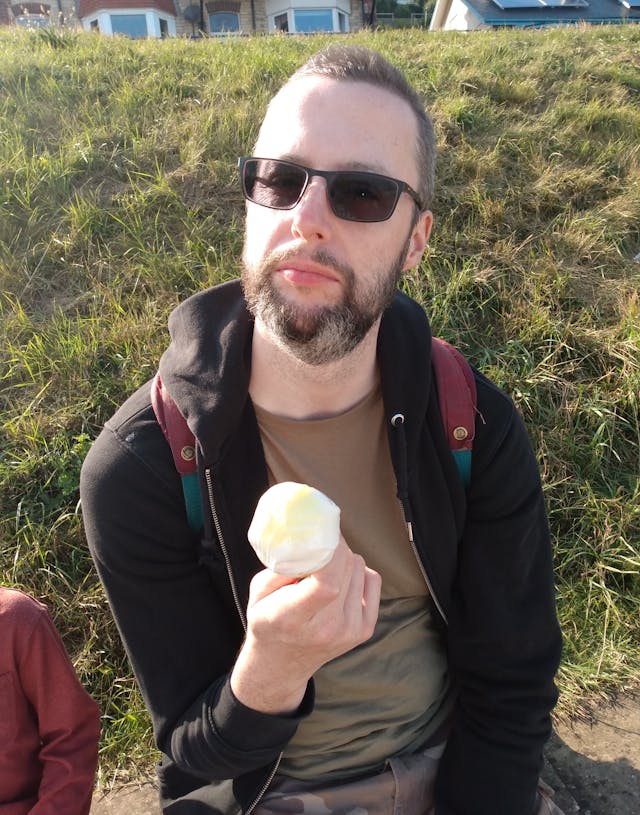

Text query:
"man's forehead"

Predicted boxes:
[[262, 74, 409, 122], [255, 75, 419, 171]]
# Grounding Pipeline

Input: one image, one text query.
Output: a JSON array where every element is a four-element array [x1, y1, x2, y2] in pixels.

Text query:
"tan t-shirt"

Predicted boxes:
[[254, 386, 453, 781]]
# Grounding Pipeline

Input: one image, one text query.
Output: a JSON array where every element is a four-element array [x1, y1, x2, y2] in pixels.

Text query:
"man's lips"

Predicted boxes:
[[276, 262, 340, 287]]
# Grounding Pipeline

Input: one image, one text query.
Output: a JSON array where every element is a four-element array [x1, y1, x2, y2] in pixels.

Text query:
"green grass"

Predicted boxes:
[[1, 25, 639, 782]]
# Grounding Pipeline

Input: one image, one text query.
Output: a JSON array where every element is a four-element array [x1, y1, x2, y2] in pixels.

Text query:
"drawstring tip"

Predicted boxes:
[[407, 521, 414, 543]]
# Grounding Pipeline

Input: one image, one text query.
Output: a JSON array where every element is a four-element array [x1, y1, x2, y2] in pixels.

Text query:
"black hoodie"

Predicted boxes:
[[80, 279, 562, 815]]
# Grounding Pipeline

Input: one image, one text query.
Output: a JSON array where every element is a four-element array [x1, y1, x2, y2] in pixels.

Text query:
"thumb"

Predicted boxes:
[[249, 568, 299, 605]]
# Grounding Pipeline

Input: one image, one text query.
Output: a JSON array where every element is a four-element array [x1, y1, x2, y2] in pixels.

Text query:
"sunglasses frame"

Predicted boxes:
[[238, 156, 424, 223]]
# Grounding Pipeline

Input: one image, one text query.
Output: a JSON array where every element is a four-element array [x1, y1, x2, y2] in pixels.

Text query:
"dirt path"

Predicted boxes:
[[544, 692, 640, 814], [90, 691, 640, 815]]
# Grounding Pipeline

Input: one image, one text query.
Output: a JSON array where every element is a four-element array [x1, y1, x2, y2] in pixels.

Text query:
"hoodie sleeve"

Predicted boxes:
[[80, 390, 308, 784], [434, 376, 562, 815]]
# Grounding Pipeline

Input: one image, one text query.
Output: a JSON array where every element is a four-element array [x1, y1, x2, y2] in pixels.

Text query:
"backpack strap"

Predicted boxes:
[[431, 337, 477, 488], [151, 372, 203, 533], [150, 339, 477, 533]]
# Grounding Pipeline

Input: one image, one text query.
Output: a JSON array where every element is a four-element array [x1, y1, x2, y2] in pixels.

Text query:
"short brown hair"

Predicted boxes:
[[285, 45, 436, 210]]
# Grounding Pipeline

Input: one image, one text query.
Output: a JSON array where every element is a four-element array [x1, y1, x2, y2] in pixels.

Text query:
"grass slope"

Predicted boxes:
[[1, 25, 639, 781]]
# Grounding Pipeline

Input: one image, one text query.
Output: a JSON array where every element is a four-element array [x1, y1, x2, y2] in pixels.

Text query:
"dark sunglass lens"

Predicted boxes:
[[244, 160, 306, 209], [330, 173, 399, 222]]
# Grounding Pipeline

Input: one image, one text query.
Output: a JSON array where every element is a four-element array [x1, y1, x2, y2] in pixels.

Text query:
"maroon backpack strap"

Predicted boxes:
[[149, 336, 476, 519], [150, 372, 196, 476], [431, 337, 477, 486]]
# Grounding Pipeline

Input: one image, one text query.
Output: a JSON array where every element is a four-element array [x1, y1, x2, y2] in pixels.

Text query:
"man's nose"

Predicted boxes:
[[291, 177, 334, 242]]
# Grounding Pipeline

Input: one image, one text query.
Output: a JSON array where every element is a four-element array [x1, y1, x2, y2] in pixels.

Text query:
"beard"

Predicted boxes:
[[242, 239, 411, 366]]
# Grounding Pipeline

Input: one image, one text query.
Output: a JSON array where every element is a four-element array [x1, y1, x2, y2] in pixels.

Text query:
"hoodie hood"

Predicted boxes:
[[159, 279, 254, 464], [158, 278, 435, 468], [377, 289, 434, 466]]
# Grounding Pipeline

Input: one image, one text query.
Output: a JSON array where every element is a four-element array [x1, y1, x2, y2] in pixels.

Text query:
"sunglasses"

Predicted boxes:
[[238, 157, 424, 223]]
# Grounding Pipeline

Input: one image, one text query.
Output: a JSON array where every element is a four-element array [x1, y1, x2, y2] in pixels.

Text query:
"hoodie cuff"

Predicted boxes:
[[211, 677, 315, 752]]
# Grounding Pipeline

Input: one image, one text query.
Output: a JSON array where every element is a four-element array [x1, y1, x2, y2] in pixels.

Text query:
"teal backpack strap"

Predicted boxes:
[[180, 472, 204, 535], [151, 372, 203, 533], [431, 338, 477, 488]]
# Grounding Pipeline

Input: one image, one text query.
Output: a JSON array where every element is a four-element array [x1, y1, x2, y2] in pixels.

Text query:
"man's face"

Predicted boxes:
[[242, 76, 432, 365]]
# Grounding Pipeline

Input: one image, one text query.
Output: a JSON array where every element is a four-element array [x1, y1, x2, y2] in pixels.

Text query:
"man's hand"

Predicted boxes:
[[230, 536, 381, 715]]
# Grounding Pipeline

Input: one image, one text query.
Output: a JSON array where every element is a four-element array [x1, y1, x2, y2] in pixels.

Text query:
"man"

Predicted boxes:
[[80, 46, 563, 814], [0, 586, 100, 815]]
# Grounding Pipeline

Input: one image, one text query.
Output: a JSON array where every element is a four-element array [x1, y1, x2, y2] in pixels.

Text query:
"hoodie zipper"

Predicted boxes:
[[205, 467, 247, 631], [406, 516, 448, 627], [244, 753, 283, 815], [204, 466, 282, 813], [390, 414, 449, 627]]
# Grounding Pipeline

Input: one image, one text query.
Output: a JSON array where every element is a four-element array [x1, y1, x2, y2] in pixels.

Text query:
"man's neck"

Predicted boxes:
[[249, 318, 381, 420]]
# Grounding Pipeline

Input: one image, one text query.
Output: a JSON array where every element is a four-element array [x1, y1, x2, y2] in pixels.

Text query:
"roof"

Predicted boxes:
[[432, 0, 640, 27], [78, 0, 177, 15]]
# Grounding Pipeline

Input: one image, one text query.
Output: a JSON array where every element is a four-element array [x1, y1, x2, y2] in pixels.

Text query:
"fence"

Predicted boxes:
[[375, 12, 427, 26]]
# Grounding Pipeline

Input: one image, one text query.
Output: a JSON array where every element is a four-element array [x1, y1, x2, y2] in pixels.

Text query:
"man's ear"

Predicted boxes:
[[402, 210, 433, 271]]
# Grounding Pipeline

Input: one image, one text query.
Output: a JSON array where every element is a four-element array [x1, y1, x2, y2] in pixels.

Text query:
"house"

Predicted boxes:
[[429, 0, 640, 30], [78, 0, 178, 37], [0, 0, 367, 34], [76, 0, 361, 36], [0, 0, 76, 27]]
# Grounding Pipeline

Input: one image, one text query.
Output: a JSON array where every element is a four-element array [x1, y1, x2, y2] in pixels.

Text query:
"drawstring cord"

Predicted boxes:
[[390, 412, 448, 622], [390, 413, 414, 542]]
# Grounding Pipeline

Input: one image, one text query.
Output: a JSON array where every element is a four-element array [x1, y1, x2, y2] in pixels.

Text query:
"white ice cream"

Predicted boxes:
[[248, 482, 341, 577]]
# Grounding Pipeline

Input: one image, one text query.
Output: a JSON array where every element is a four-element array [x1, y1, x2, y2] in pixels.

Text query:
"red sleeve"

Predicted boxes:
[[16, 608, 101, 815]]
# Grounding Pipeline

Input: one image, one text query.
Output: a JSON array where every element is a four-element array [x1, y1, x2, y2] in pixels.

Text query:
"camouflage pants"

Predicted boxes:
[[254, 744, 565, 815]]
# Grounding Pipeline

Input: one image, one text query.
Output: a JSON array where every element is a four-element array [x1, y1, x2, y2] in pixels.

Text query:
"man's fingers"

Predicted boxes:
[[249, 568, 300, 604], [251, 534, 350, 604], [341, 553, 366, 620], [315, 534, 350, 579], [248, 536, 380, 650], [362, 567, 382, 634], [339, 557, 381, 642]]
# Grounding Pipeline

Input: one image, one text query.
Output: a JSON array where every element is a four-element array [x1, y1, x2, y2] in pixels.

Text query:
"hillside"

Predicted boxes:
[[1, 25, 639, 780]]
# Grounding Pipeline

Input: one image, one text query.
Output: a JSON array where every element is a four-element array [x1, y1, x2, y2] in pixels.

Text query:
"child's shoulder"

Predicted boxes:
[[0, 586, 48, 625]]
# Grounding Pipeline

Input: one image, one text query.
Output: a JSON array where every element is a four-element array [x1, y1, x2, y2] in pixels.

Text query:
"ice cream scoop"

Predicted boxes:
[[248, 482, 341, 577]]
